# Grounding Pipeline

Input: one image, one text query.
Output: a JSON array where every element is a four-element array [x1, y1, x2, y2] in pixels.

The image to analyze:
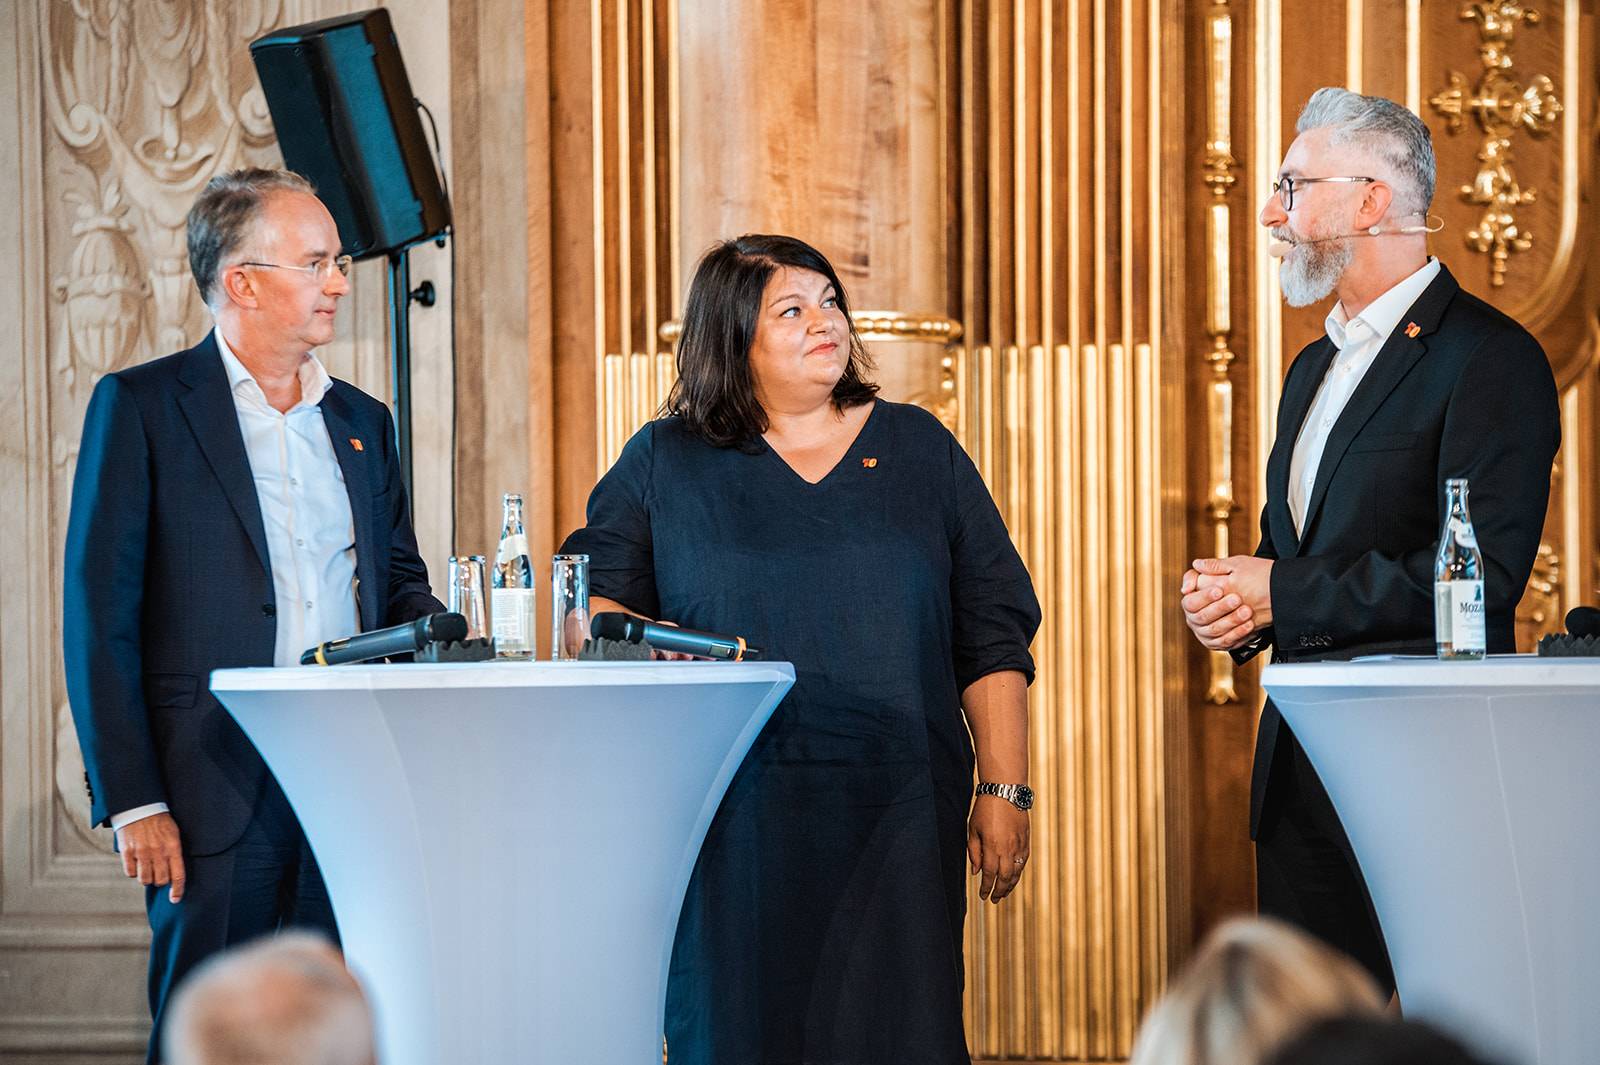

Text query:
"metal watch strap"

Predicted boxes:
[[976, 782, 1033, 809]]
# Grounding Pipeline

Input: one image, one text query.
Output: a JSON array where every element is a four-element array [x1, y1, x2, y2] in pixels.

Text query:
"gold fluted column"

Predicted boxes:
[[1203, 2, 1240, 704], [953, 0, 1185, 1058]]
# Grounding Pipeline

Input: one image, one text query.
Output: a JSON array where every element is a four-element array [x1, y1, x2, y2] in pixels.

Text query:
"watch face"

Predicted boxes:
[[1015, 785, 1035, 810]]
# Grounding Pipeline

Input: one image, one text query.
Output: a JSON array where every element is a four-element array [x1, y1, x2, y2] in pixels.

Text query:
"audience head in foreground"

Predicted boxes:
[[1128, 916, 1387, 1065], [164, 933, 375, 1065], [1264, 1017, 1505, 1065]]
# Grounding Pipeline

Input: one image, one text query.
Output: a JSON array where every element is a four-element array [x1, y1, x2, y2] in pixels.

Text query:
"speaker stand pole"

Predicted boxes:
[[386, 249, 415, 507]]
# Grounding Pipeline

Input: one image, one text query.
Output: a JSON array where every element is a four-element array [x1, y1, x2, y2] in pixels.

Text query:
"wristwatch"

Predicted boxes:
[[976, 782, 1034, 810]]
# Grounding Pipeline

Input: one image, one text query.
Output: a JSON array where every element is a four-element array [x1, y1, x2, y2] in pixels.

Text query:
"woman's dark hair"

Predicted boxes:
[[667, 234, 878, 448]]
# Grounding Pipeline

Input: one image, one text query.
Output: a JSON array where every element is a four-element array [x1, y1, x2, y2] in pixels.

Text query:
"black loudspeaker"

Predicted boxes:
[[249, 8, 450, 261]]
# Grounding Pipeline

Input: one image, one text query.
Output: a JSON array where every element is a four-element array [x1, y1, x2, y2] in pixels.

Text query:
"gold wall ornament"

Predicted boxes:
[[1429, 2, 1564, 287], [1203, 2, 1239, 704]]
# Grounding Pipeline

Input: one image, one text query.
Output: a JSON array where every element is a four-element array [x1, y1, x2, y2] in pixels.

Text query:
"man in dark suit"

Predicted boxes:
[[1179, 89, 1560, 993], [63, 168, 443, 1061]]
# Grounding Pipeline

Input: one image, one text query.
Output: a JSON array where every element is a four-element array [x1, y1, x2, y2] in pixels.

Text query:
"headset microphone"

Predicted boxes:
[[1269, 214, 1444, 258]]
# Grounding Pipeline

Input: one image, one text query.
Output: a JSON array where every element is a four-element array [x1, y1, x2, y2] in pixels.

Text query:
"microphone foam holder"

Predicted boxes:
[[416, 637, 496, 663], [1536, 633, 1600, 657], [577, 637, 655, 662]]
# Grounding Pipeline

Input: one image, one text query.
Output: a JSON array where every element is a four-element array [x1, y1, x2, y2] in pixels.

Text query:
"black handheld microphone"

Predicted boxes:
[[1564, 606, 1600, 639], [300, 612, 469, 666], [590, 612, 760, 661]]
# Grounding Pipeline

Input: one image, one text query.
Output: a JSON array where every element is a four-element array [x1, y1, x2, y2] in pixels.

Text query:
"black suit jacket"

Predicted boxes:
[[62, 334, 443, 855], [1236, 264, 1560, 836]]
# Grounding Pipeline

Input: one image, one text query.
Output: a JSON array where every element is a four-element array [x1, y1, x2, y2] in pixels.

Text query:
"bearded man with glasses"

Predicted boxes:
[[63, 167, 443, 1062], [1178, 88, 1559, 996]]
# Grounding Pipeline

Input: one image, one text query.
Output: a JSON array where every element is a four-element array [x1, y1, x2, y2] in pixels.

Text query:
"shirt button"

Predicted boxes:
[[290, 478, 300, 487], [296, 538, 305, 547], [305, 601, 314, 610]]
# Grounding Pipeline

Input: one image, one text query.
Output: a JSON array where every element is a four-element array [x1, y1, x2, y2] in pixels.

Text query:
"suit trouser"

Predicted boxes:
[[143, 774, 340, 1064], [1255, 727, 1396, 998]]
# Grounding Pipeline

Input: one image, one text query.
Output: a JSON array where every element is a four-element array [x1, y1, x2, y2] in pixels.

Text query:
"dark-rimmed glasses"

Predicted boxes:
[[236, 255, 354, 283], [1271, 176, 1375, 212]]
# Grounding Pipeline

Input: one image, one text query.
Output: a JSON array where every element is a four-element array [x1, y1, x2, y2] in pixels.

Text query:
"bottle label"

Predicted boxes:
[[1448, 517, 1478, 549], [492, 587, 536, 653], [497, 533, 531, 563], [1435, 580, 1486, 653]]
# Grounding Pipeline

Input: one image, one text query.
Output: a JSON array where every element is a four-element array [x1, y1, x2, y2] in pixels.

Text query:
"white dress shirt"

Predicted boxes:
[[1286, 257, 1442, 536], [112, 328, 358, 832]]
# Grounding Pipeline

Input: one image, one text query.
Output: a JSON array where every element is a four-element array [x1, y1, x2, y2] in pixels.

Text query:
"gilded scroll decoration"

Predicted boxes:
[[1428, 2, 1563, 287], [1203, 2, 1238, 704]]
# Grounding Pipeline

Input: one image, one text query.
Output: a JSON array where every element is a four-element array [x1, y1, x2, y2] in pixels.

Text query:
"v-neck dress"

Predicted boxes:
[[560, 400, 1041, 1064]]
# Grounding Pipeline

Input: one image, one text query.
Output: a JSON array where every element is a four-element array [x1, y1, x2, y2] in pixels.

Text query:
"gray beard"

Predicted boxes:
[[1278, 232, 1353, 307]]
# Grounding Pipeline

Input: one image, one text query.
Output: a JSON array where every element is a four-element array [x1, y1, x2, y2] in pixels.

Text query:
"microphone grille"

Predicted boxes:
[[430, 612, 469, 643], [590, 611, 636, 641]]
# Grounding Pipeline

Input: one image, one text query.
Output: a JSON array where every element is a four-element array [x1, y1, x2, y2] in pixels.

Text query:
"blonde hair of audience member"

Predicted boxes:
[[1129, 916, 1387, 1065], [164, 933, 375, 1065]]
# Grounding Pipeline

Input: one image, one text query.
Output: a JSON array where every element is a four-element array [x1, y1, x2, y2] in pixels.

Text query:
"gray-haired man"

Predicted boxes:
[[1179, 88, 1559, 992], [63, 168, 442, 1060]]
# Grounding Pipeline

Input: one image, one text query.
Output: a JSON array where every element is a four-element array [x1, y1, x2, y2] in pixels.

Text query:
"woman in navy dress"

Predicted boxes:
[[562, 235, 1040, 1064]]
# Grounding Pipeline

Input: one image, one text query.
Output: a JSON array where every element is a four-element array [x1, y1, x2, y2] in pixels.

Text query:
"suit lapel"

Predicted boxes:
[[1269, 338, 1337, 554], [176, 336, 272, 576], [1294, 265, 1460, 550], [319, 388, 379, 630]]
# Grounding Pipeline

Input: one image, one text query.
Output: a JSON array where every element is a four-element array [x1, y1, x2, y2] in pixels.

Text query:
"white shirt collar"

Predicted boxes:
[[1323, 257, 1442, 352], [213, 326, 333, 411]]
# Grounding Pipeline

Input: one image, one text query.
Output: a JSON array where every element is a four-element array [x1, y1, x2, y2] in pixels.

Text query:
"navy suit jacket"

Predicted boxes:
[[62, 333, 443, 855], [1233, 264, 1560, 837]]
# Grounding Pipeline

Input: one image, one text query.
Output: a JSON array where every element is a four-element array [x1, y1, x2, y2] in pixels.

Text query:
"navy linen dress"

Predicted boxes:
[[561, 400, 1040, 1065]]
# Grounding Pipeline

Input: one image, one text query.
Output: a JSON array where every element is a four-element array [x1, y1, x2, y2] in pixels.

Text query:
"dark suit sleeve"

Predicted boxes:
[[62, 374, 166, 827], [1269, 331, 1559, 652], [377, 405, 446, 626], [1229, 502, 1280, 665]]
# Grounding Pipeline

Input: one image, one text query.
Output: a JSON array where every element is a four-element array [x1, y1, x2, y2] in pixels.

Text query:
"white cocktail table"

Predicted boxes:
[[212, 661, 793, 1065], [1263, 658, 1600, 1065]]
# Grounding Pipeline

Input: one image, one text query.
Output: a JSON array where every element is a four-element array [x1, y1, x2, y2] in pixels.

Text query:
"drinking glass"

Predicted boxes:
[[448, 555, 489, 641], [550, 554, 590, 661]]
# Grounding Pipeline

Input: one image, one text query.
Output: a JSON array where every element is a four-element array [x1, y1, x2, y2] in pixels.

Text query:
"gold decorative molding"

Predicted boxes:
[[850, 311, 965, 343], [656, 311, 964, 345], [1429, 2, 1563, 287], [1203, 1, 1238, 704]]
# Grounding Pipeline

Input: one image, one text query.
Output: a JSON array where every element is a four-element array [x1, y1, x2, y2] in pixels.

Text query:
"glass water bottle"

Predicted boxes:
[[492, 493, 536, 659], [1434, 478, 1486, 660]]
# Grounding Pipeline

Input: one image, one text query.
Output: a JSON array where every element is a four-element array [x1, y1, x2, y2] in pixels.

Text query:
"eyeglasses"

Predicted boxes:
[[1271, 176, 1375, 212], [236, 255, 354, 283]]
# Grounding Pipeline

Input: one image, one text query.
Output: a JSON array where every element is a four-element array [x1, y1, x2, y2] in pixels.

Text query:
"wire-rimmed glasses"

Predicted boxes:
[[1271, 176, 1375, 212], [236, 254, 354, 283]]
